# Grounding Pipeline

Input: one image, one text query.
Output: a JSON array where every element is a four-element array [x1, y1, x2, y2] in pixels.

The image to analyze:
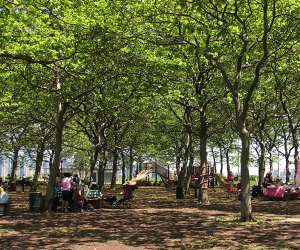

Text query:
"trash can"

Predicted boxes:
[[29, 192, 44, 213]]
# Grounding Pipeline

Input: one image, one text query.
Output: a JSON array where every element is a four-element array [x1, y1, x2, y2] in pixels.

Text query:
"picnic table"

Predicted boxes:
[[52, 186, 63, 211], [53, 186, 103, 210], [86, 189, 102, 209]]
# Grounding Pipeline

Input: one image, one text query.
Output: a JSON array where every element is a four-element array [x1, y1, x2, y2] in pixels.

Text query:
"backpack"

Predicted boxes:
[[251, 185, 263, 197]]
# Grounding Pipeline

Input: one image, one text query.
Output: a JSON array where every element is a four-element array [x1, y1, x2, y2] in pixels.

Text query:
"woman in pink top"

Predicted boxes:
[[60, 173, 76, 212]]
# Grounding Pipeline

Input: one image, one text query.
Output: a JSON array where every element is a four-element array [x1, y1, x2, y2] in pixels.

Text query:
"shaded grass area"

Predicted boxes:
[[0, 185, 300, 249]]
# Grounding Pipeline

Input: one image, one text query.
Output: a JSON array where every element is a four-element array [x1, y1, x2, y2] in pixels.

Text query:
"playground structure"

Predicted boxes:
[[191, 165, 211, 191], [126, 169, 152, 185], [213, 173, 241, 194], [127, 162, 176, 188], [127, 161, 240, 195], [191, 168, 242, 195], [213, 173, 227, 188]]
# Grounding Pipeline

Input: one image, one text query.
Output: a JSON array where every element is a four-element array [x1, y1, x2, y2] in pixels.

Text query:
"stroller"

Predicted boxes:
[[100, 185, 138, 209], [112, 184, 138, 208], [81, 197, 94, 212]]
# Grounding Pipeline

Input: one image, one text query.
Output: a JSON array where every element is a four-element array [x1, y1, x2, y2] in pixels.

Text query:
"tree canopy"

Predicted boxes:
[[0, 0, 299, 221]]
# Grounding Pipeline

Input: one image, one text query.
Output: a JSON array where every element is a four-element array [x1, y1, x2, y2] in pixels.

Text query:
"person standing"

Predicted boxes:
[[227, 171, 236, 183], [0, 186, 9, 214], [60, 173, 76, 212], [73, 174, 80, 185], [21, 175, 26, 192]]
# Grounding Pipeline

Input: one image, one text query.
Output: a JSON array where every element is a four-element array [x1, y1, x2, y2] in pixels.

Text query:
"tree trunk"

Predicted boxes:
[[129, 147, 134, 180], [175, 155, 181, 178], [44, 71, 68, 212], [294, 149, 299, 184], [85, 145, 100, 186], [225, 149, 230, 176], [176, 167, 186, 199], [269, 151, 273, 173], [44, 102, 67, 211], [177, 141, 190, 199], [10, 146, 19, 183], [31, 139, 46, 191], [48, 150, 54, 172], [121, 151, 126, 184], [185, 149, 194, 195], [98, 162, 104, 191], [84, 126, 107, 186], [110, 146, 119, 190], [98, 150, 108, 191], [295, 152, 300, 186], [219, 147, 224, 175], [239, 129, 252, 222], [211, 147, 217, 175], [282, 154, 291, 183], [258, 141, 266, 186], [198, 109, 209, 203]]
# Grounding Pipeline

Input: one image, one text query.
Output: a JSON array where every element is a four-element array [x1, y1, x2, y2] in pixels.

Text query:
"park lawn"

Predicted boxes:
[[0, 184, 299, 250]]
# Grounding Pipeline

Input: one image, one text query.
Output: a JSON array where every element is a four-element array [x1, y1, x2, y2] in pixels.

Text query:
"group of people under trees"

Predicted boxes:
[[57, 173, 121, 212], [1, 167, 293, 214], [263, 172, 284, 188], [251, 171, 297, 198], [224, 170, 285, 197], [0, 172, 94, 215], [58, 173, 88, 213]]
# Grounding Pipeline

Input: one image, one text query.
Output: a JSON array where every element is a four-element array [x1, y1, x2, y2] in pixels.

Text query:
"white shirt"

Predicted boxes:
[[0, 192, 9, 211]]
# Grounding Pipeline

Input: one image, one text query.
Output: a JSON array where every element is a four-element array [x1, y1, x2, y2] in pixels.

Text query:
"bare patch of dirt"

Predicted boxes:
[[1, 185, 300, 249]]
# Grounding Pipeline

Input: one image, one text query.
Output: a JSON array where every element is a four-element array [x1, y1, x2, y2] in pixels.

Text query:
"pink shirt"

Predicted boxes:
[[61, 177, 75, 191]]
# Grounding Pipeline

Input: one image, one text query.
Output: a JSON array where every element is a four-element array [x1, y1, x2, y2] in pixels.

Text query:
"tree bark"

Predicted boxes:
[[44, 102, 67, 211], [121, 150, 126, 184], [239, 127, 252, 221], [31, 139, 46, 191], [198, 109, 209, 203], [110, 146, 119, 190], [129, 147, 134, 180], [10, 146, 19, 183], [258, 141, 266, 186], [44, 70, 68, 212]]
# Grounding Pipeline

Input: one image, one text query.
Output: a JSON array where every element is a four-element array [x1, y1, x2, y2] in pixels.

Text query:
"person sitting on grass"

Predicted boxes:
[[274, 176, 283, 186], [263, 172, 274, 188]]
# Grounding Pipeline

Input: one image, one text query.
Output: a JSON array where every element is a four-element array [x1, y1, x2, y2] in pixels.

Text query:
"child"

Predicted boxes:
[[227, 171, 236, 183], [72, 186, 84, 212]]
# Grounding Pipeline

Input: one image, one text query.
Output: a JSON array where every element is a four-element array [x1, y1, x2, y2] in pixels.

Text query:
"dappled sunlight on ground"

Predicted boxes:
[[1, 185, 300, 249]]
